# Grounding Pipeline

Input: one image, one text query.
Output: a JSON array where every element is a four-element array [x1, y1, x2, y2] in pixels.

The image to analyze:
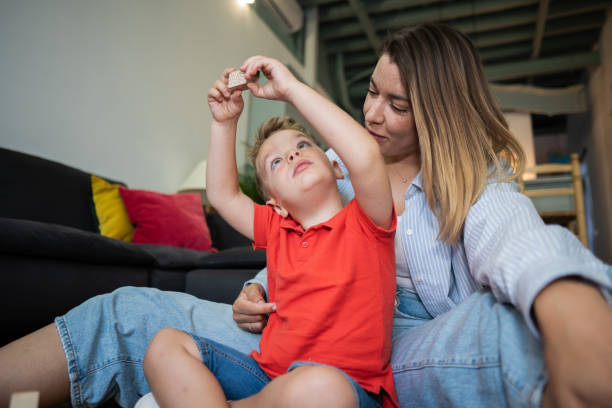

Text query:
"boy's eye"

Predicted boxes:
[[297, 141, 310, 149], [271, 158, 281, 169]]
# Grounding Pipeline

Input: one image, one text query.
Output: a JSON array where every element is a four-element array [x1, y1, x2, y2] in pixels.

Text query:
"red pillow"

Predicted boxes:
[[118, 187, 215, 252]]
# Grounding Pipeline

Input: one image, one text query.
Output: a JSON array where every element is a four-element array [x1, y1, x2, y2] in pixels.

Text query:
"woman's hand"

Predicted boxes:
[[207, 68, 244, 124], [535, 278, 612, 408], [241, 56, 300, 102], [232, 283, 276, 333]]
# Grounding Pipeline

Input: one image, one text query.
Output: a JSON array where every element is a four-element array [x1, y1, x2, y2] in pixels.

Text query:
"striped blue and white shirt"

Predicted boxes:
[[248, 149, 612, 337]]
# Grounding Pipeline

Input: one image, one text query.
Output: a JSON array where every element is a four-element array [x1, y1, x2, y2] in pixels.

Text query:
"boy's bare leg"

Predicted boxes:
[[143, 328, 229, 408], [0, 324, 70, 408], [231, 366, 357, 408], [144, 329, 357, 408]]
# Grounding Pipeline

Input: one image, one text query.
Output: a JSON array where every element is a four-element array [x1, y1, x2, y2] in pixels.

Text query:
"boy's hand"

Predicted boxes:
[[241, 56, 300, 102], [232, 283, 276, 333], [207, 68, 244, 124]]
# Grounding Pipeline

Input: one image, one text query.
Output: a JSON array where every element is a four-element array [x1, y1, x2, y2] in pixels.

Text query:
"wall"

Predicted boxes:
[[587, 8, 612, 262], [504, 112, 535, 178], [0, 0, 306, 193]]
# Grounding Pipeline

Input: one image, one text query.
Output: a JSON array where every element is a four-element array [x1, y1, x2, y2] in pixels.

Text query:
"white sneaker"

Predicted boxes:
[[134, 392, 160, 408]]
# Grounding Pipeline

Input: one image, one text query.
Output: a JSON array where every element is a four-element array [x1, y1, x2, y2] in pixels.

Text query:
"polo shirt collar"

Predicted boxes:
[[279, 206, 344, 234], [279, 216, 305, 234]]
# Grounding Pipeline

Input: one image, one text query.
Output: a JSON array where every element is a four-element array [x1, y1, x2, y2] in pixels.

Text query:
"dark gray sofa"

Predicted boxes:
[[0, 147, 265, 346]]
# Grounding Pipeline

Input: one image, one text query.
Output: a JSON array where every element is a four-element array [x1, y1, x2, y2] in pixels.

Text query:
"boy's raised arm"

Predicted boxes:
[[241, 56, 393, 229], [206, 69, 255, 240]]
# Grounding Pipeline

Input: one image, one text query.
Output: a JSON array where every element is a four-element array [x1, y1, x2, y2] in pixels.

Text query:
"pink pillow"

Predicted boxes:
[[118, 187, 215, 252]]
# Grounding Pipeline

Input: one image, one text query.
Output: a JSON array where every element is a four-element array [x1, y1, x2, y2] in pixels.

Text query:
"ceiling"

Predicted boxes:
[[293, 0, 609, 132]]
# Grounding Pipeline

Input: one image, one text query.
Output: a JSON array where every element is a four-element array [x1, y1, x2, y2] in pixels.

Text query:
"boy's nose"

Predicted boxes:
[[287, 150, 300, 161]]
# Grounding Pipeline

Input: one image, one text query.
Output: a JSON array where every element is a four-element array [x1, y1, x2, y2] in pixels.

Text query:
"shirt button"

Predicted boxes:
[[301, 241, 309, 248], [406, 229, 413, 235], [414, 276, 423, 283]]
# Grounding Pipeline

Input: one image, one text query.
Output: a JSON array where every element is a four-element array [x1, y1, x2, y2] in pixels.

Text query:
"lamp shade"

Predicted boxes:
[[178, 160, 206, 193]]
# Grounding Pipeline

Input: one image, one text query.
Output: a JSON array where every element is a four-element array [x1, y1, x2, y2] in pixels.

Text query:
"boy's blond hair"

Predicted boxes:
[[247, 116, 313, 200]]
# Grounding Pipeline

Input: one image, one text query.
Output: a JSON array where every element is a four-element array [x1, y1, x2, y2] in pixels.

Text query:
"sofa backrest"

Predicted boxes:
[[205, 211, 251, 250], [0, 147, 98, 232]]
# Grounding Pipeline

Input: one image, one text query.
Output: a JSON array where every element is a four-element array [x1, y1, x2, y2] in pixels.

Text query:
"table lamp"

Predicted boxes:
[[178, 160, 211, 210]]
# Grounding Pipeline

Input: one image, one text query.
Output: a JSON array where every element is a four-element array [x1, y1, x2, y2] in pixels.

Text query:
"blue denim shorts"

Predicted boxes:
[[188, 334, 381, 408], [56, 285, 557, 407]]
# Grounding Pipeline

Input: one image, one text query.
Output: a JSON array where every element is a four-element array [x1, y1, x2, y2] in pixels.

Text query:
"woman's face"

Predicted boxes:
[[363, 54, 418, 160]]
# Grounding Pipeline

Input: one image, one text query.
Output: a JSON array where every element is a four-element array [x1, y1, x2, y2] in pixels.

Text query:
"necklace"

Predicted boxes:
[[394, 166, 408, 183]]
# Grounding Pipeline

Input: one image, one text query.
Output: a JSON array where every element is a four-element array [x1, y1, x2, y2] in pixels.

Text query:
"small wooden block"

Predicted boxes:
[[228, 70, 258, 91], [9, 391, 39, 408], [228, 70, 247, 90]]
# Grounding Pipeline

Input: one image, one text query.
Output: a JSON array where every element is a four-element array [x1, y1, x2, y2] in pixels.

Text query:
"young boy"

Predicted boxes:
[[140, 56, 399, 408]]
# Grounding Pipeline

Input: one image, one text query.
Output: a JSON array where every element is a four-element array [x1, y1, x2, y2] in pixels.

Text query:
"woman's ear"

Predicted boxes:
[[266, 198, 289, 218], [332, 160, 344, 180]]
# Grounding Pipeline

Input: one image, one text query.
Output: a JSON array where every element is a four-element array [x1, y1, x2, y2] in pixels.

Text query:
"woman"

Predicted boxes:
[[237, 24, 612, 407], [1, 23, 611, 408]]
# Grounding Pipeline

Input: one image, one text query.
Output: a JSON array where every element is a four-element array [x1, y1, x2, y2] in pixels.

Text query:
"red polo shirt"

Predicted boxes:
[[250, 199, 399, 407]]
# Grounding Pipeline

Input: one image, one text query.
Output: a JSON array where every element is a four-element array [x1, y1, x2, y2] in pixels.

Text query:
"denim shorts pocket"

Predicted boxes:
[[394, 289, 432, 320], [394, 307, 430, 320]]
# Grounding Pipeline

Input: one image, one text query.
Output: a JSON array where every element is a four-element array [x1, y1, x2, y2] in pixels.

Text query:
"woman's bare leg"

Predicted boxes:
[[0, 324, 69, 408]]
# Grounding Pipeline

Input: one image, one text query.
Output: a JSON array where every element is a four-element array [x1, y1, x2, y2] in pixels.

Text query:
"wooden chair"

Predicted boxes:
[[519, 153, 588, 247]]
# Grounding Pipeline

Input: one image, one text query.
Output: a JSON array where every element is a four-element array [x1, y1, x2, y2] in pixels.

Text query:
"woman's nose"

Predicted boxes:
[[364, 99, 384, 124]]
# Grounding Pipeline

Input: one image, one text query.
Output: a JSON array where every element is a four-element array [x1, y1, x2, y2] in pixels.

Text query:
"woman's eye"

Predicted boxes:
[[391, 104, 409, 114], [367, 88, 378, 96]]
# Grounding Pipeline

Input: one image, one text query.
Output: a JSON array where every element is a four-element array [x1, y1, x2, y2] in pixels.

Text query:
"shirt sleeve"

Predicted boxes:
[[243, 267, 269, 299], [463, 180, 612, 337], [244, 204, 273, 297], [252, 203, 273, 250], [349, 198, 397, 240]]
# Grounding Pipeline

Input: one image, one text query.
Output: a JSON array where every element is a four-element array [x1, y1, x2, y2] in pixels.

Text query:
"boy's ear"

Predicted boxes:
[[266, 198, 289, 218], [332, 160, 344, 180]]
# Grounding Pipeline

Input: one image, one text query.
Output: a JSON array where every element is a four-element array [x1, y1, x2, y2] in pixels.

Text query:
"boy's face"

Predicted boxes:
[[255, 129, 339, 209]]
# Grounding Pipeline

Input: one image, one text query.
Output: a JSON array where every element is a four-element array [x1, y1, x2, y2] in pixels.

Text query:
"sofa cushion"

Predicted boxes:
[[0, 217, 224, 268], [0, 217, 264, 269], [119, 188, 215, 252], [0, 147, 97, 232], [91, 175, 134, 242], [0, 217, 154, 266]]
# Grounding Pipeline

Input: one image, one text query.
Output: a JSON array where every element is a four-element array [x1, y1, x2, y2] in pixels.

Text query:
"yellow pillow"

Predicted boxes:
[[91, 175, 134, 242]]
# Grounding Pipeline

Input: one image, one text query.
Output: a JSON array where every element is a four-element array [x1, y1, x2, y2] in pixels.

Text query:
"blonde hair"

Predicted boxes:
[[382, 23, 525, 243], [247, 115, 312, 200]]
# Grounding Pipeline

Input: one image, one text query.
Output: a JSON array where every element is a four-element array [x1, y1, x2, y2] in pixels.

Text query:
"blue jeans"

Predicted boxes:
[[56, 286, 545, 407], [390, 288, 545, 407], [187, 335, 380, 407]]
